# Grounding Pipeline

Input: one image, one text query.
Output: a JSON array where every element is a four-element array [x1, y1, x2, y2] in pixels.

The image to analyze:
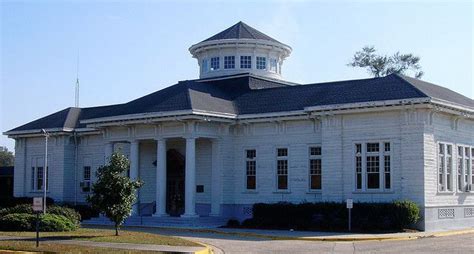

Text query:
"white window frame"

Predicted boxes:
[[269, 58, 277, 73], [256, 56, 266, 70], [353, 141, 392, 192], [240, 55, 251, 69], [438, 142, 454, 193], [456, 144, 474, 193], [308, 145, 322, 192], [210, 57, 220, 71], [201, 58, 209, 73], [224, 56, 235, 69], [244, 149, 257, 191], [31, 157, 49, 192], [276, 147, 289, 191], [470, 147, 474, 192]]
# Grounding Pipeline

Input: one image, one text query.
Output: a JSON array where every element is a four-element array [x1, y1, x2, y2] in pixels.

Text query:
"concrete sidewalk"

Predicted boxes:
[[0, 235, 210, 254]]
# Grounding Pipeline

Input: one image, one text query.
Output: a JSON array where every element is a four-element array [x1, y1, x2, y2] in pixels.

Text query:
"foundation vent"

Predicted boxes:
[[438, 208, 455, 219]]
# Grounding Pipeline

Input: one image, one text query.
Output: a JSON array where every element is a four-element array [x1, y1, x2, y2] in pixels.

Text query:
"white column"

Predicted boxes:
[[210, 139, 221, 216], [153, 138, 168, 216], [104, 142, 114, 164], [130, 140, 139, 215], [182, 137, 198, 217]]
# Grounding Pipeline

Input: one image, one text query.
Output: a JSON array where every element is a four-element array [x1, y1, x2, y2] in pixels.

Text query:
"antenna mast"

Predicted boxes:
[[75, 53, 80, 107]]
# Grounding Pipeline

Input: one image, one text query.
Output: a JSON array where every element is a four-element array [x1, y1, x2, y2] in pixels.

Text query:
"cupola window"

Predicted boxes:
[[240, 56, 251, 69], [224, 56, 235, 69], [201, 59, 209, 72], [256, 57, 266, 70], [270, 58, 277, 72], [210, 57, 220, 70]]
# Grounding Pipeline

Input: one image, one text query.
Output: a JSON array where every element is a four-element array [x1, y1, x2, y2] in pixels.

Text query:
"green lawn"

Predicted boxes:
[[0, 227, 200, 252], [0, 240, 167, 253]]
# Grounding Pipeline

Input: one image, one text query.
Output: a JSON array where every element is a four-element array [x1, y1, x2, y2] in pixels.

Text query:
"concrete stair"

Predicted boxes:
[[82, 215, 229, 229]]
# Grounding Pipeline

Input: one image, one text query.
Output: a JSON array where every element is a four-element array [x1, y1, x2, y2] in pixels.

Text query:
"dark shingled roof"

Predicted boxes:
[[397, 75, 474, 108], [201, 21, 281, 44], [6, 73, 473, 133]]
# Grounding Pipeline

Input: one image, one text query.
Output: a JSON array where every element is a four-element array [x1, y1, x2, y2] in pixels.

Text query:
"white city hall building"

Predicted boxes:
[[4, 22, 474, 231]]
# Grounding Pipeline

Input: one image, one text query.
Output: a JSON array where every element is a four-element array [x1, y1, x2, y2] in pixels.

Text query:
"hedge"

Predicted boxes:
[[242, 200, 420, 232], [63, 204, 100, 221], [0, 205, 81, 226], [0, 213, 77, 231]]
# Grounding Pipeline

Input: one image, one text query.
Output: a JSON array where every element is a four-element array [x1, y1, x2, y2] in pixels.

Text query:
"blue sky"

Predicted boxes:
[[1, 1, 473, 152]]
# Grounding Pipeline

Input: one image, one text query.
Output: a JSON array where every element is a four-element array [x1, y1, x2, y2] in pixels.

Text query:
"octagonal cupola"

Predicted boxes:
[[189, 21, 292, 80]]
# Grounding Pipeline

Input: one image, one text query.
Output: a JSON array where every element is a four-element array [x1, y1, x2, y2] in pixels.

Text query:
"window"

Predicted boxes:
[[256, 57, 266, 70], [210, 57, 220, 70], [458, 147, 464, 191], [224, 56, 235, 69], [438, 143, 453, 192], [270, 58, 277, 72], [447, 144, 453, 191], [355, 144, 362, 190], [471, 148, 474, 190], [83, 166, 91, 181], [201, 59, 209, 73], [438, 144, 445, 191], [456, 145, 473, 192], [384, 143, 391, 189], [245, 149, 257, 190], [309, 146, 322, 190], [240, 56, 251, 69], [31, 166, 48, 191], [354, 142, 391, 191], [37, 167, 44, 191], [276, 148, 288, 190]]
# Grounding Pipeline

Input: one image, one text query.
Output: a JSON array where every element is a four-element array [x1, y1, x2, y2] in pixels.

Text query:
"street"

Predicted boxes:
[[127, 227, 474, 254]]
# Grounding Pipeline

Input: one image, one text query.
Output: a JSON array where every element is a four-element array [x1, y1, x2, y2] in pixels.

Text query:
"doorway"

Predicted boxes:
[[166, 149, 185, 216]]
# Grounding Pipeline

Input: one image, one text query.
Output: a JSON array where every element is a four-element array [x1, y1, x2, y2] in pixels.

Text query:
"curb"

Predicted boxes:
[[194, 244, 212, 254], [0, 251, 41, 254]]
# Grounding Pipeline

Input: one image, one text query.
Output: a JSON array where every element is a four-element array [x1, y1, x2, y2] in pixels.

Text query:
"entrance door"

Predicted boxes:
[[166, 149, 185, 216]]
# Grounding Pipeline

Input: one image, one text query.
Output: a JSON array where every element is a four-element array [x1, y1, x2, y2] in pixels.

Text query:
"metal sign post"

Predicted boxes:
[[346, 199, 353, 232], [33, 197, 43, 247]]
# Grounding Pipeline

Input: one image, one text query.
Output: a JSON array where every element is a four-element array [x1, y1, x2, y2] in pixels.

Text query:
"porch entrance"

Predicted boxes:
[[166, 149, 185, 216]]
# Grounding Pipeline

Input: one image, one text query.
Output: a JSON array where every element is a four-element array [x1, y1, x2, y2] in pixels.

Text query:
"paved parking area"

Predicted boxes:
[[123, 227, 474, 254]]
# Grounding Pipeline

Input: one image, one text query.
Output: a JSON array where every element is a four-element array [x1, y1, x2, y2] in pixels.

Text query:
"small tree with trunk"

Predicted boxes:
[[87, 153, 143, 236], [348, 46, 424, 79]]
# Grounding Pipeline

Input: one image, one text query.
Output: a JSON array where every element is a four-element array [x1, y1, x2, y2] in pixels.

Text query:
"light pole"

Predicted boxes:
[[41, 129, 49, 214]]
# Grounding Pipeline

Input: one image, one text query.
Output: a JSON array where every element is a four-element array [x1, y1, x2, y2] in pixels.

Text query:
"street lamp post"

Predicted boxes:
[[41, 129, 49, 214]]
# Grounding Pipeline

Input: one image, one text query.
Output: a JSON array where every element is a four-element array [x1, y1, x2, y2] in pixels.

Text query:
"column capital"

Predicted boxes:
[[184, 135, 197, 140], [154, 137, 167, 142], [129, 139, 140, 145]]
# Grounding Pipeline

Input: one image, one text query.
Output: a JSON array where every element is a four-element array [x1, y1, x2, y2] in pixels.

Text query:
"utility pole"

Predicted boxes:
[[41, 129, 49, 214]]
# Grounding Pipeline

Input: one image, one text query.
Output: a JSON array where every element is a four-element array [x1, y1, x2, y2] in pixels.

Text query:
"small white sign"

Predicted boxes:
[[346, 199, 353, 209], [33, 197, 43, 212]]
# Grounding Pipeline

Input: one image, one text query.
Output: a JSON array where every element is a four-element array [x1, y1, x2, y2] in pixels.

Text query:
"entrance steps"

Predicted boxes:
[[82, 215, 229, 229]]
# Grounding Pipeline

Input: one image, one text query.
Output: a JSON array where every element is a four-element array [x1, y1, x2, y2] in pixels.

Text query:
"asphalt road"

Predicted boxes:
[[125, 227, 474, 254]]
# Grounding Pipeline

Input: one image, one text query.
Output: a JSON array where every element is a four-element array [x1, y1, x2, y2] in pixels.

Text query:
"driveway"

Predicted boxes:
[[122, 227, 474, 254]]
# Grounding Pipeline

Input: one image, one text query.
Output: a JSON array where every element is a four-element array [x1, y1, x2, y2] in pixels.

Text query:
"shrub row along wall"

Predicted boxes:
[[0, 204, 81, 231], [244, 200, 420, 231]]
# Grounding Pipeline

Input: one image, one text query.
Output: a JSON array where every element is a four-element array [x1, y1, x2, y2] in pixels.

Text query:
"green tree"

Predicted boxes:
[[348, 46, 424, 78], [0, 147, 14, 167], [87, 153, 143, 236]]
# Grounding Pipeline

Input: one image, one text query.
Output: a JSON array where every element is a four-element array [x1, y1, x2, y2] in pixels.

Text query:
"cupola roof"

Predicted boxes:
[[201, 21, 281, 44]]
